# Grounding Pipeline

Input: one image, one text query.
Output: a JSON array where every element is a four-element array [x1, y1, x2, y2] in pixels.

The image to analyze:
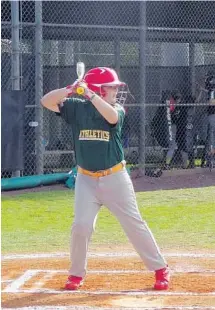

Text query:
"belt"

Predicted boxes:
[[78, 161, 125, 178]]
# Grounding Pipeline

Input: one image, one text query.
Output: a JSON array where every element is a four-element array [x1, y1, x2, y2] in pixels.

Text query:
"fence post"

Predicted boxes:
[[139, 1, 147, 175], [114, 37, 120, 74], [35, 0, 44, 175], [189, 42, 196, 97], [11, 0, 20, 177]]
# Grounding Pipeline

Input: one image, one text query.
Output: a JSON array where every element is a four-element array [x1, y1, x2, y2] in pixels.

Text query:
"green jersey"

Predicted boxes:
[[59, 97, 125, 171]]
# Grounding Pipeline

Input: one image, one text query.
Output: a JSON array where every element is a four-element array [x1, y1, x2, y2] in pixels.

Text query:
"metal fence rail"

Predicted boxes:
[[1, 1, 215, 178]]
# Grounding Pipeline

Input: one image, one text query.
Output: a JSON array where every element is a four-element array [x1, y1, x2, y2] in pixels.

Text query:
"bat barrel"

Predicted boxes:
[[76, 62, 85, 80]]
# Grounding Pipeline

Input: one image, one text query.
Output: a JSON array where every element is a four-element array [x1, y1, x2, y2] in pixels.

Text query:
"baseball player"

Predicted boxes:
[[41, 67, 170, 291]]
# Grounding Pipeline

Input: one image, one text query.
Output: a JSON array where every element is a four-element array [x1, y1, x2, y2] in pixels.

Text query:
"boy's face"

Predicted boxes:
[[102, 85, 119, 105]]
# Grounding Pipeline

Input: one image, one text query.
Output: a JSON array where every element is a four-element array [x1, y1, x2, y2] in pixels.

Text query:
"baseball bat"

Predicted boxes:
[[76, 62, 85, 95]]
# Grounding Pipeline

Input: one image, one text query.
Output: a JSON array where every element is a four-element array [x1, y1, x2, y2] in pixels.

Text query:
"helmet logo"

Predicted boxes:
[[99, 68, 106, 74]]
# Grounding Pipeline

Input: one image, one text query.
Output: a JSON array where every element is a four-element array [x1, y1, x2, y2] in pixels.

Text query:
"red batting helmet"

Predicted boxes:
[[83, 67, 125, 94], [83, 67, 128, 104]]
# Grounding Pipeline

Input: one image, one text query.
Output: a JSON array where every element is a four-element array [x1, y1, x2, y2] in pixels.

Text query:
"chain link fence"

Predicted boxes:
[[1, 1, 215, 178]]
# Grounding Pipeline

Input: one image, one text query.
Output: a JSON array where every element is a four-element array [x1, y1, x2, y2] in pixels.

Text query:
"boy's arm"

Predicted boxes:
[[41, 87, 72, 112]]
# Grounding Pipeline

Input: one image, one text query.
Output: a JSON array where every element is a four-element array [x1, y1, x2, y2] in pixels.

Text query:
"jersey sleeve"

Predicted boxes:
[[58, 97, 76, 124]]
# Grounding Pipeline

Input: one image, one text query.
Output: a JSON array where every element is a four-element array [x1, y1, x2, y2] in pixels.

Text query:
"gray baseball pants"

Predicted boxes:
[[69, 167, 167, 278]]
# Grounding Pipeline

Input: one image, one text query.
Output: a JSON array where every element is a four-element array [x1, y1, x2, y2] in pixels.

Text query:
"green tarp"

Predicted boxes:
[[1, 171, 77, 191]]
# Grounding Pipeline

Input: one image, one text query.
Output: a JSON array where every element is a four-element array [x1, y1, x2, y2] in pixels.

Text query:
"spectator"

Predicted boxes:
[[206, 72, 215, 157], [177, 95, 196, 169], [196, 72, 215, 167], [164, 90, 189, 169], [151, 90, 190, 169], [151, 90, 171, 150]]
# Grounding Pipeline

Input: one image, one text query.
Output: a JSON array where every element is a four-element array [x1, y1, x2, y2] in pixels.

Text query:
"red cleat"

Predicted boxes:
[[64, 275, 83, 290], [154, 266, 170, 290]]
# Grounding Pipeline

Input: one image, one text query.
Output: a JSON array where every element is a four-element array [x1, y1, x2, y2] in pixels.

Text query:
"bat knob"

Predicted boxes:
[[76, 87, 85, 95]]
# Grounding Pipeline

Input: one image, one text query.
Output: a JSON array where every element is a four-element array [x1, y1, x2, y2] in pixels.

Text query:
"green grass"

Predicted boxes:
[[2, 187, 215, 254]]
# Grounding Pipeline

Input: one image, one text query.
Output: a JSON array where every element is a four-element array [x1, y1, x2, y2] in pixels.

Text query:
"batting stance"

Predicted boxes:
[[41, 67, 170, 291]]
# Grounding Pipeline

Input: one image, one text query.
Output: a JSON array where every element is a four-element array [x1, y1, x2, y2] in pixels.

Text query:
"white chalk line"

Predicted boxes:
[[2, 252, 215, 260], [2, 307, 215, 310], [3, 270, 39, 293], [16, 268, 215, 274]]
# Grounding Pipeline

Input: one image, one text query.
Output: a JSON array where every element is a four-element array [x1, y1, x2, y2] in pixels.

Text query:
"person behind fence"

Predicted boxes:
[[151, 90, 171, 152], [196, 72, 215, 167], [151, 90, 189, 169], [165, 90, 190, 169], [205, 72, 215, 158], [178, 95, 196, 169], [41, 66, 170, 291]]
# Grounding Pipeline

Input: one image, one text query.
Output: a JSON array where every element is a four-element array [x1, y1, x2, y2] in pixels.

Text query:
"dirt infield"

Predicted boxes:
[[131, 167, 215, 192], [2, 252, 215, 309]]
